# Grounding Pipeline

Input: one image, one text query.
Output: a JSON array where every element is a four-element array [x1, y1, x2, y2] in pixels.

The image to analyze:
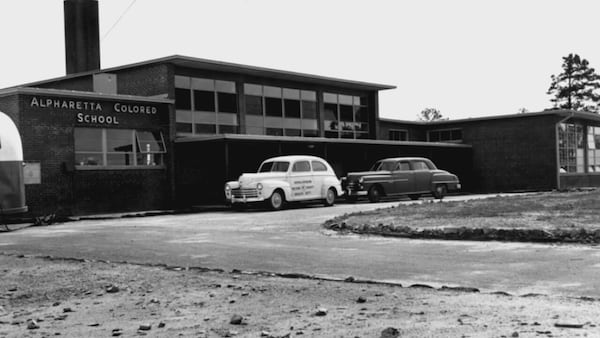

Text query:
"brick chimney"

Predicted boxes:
[[64, 0, 100, 74]]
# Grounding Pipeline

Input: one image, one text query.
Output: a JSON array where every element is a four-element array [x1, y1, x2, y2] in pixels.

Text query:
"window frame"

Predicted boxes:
[[74, 128, 167, 170]]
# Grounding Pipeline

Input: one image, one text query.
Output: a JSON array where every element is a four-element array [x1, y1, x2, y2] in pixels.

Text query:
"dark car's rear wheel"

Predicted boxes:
[[323, 188, 336, 207], [368, 186, 382, 203], [433, 184, 447, 200], [267, 189, 285, 210]]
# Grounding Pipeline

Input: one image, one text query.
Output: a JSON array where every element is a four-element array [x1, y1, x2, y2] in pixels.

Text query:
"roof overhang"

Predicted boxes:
[[9, 55, 396, 93], [175, 134, 472, 148], [0, 87, 173, 104]]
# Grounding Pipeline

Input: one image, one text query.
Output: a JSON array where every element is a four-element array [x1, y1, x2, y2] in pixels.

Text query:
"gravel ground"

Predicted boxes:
[[2, 253, 600, 338]]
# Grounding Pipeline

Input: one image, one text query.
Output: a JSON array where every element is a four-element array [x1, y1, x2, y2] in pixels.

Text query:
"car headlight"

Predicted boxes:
[[256, 183, 263, 191], [224, 184, 231, 191], [358, 177, 364, 184]]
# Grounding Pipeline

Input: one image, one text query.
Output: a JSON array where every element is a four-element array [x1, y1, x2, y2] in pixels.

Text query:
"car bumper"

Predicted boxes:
[[345, 189, 368, 197], [227, 196, 265, 204]]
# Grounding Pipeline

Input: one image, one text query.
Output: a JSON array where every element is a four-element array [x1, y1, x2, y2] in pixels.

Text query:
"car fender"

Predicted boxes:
[[430, 172, 459, 189], [259, 179, 292, 200], [320, 177, 344, 197], [225, 181, 240, 189]]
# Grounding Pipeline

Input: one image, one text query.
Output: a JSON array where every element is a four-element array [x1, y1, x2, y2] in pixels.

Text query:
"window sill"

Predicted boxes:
[[75, 165, 166, 171]]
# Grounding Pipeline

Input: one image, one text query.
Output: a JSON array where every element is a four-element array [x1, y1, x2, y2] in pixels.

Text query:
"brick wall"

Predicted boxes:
[[13, 92, 172, 216]]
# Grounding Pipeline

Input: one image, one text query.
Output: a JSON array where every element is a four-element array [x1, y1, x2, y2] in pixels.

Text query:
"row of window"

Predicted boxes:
[[558, 123, 600, 173], [174, 75, 371, 139], [74, 128, 166, 168]]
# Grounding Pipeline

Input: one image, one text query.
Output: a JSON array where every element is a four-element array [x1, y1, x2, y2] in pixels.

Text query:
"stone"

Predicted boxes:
[[357, 296, 367, 303], [511, 332, 519, 337], [106, 285, 120, 293], [138, 324, 152, 331], [27, 319, 40, 330], [230, 314, 243, 325], [555, 323, 584, 329], [158, 322, 166, 328], [315, 308, 328, 316], [380, 327, 400, 338], [63, 307, 73, 313]]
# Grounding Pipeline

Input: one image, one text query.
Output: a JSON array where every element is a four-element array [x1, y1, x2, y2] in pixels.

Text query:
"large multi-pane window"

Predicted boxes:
[[323, 93, 369, 139], [175, 76, 238, 135], [389, 129, 408, 141], [74, 128, 166, 168], [558, 123, 584, 173], [427, 128, 463, 142], [587, 126, 600, 172], [244, 84, 318, 137]]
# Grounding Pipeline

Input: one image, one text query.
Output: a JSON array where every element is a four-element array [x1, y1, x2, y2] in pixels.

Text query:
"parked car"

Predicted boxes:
[[224, 155, 343, 210], [341, 157, 461, 202]]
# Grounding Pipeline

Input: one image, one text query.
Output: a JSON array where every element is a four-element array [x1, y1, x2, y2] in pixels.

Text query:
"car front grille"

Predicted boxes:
[[231, 188, 259, 198]]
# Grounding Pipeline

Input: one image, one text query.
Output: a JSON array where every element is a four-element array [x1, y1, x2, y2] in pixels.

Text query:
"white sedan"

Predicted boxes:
[[224, 155, 343, 210]]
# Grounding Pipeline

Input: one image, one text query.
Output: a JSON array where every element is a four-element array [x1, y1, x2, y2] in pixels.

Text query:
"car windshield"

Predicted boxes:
[[370, 161, 396, 171], [258, 161, 290, 173]]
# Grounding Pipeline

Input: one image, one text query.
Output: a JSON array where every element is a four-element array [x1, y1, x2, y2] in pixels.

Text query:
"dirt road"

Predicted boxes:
[[2, 253, 600, 338]]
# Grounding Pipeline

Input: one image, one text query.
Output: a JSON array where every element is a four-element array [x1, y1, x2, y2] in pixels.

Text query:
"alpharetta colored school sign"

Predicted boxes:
[[29, 96, 160, 126]]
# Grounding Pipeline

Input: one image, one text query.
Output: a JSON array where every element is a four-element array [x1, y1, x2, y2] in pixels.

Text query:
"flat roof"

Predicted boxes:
[[0, 87, 173, 104], [10, 55, 396, 92], [379, 109, 600, 125], [175, 134, 472, 148]]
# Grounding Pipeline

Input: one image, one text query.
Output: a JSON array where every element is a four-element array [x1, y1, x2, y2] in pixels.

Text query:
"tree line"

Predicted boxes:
[[418, 53, 600, 121]]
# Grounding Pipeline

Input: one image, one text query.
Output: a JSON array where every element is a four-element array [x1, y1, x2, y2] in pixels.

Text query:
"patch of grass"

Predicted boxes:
[[340, 189, 600, 230]]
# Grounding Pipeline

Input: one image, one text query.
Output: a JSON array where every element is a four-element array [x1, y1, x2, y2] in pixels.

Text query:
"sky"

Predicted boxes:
[[1, 0, 600, 121]]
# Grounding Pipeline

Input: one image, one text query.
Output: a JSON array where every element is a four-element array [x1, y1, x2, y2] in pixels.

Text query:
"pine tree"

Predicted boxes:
[[547, 53, 600, 113]]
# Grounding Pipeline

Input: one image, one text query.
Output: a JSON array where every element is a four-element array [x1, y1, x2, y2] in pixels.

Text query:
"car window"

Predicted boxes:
[[379, 161, 396, 171], [395, 162, 410, 171], [259, 161, 290, 172], [292, 160, 311, 172], [411, 161, 429, 171], [311, 161, 328, 172], [370, 161, 382, 171]]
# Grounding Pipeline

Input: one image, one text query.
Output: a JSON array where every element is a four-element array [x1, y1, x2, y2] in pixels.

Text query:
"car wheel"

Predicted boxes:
[[433, 184, 447, 200], [324, 188, 336, 207], [267, 190, 285, 211], [368, 186, 382, 203], [408, 194, 420, 200]]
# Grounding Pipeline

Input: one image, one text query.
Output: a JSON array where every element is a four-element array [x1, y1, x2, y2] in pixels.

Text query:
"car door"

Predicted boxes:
[[289, 160, 314, 200], [311, 160, 329, 198], [411, 160, 433, 192], [392, 161, 414, 194]]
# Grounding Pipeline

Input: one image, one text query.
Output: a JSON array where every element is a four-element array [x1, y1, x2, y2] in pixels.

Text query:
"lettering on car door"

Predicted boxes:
[[290, 160, 314, 200]]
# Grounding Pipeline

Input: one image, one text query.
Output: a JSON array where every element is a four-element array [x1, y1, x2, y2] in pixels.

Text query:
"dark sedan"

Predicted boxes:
[[341, 157, 461, 202]]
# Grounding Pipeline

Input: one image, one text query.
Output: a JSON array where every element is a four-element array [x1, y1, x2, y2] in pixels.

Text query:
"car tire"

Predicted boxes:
[[324, 188, 336, 207], [408, 194, 420, 200], [267, 189, 285, 211], [368, 186, 382, 203], [433, 184, 447, 200]]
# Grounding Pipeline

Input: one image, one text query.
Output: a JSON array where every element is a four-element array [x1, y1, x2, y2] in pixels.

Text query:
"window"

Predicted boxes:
[[323, 92, 369, 139], [559, 123, 584, 173], [175, 75, 238, 135], [312, 161, 327, 171], [411, 161, 430, 171], [587, 126, 600, 172], [75, 128, 166, 168], [389, 129, 408, 141], [395, 162, 410, 171], [292, 161, 311, 172], [259, 161, 289, 172], [427, 128, 462, 142], [244, 84, 318, 137]]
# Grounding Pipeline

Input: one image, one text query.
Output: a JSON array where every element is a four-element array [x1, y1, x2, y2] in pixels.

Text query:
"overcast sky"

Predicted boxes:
[[1, 0, 599, 120]]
